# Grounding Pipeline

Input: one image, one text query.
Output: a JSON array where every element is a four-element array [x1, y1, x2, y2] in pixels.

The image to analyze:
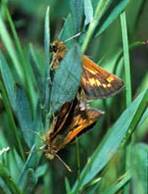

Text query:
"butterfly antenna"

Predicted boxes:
[[55, 154, 72, 172], [64, 32, 81, 43], [29, 129, 43, 140]]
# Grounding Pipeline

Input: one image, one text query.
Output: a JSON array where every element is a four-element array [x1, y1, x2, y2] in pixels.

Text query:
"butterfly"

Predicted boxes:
[[44, 99, 103, 160], [50, 40, 124, 100], [43, 40, 124, 163]]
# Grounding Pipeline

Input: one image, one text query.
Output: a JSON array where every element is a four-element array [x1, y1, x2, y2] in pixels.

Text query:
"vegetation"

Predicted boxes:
[[0, 0, 147, 194]]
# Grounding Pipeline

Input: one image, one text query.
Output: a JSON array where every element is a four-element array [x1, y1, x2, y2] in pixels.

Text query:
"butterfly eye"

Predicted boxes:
[[50, 44, 57, 52]]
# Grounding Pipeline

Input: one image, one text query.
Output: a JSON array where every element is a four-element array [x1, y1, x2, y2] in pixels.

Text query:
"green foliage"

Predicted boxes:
[[0, 0, 147, 194], [71, 89, 147, 193], [50, 45, 82, 112], [131, 143, 148, 194]]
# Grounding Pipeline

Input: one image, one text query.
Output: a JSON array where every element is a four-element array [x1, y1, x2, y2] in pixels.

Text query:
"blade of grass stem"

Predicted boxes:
[[103, 171, 131, 194], [44, 6, 51, 130], [5, 7, 36, 111], [120, 11, 133, 194], [81, 0, 110, 53], [120, 12, 132, 107], [0, 16, 23, 80], [0, 81, 25, 160]]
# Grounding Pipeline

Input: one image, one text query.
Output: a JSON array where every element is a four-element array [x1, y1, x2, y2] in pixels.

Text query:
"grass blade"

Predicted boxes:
[[131, 143, 148, 194], [71, 89, 147, 193], [0, 163, 23, 194], [43, 6, 51, 130], [0, 14, 23, 80], [84, 0, 93, 26], [103, 171, 131, 194], [120, 12, 132, 107], [95, 0, 129, 37]]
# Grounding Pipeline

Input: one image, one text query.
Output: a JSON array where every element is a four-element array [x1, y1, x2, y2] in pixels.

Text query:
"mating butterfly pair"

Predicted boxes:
[[44, 40, 124, 160]]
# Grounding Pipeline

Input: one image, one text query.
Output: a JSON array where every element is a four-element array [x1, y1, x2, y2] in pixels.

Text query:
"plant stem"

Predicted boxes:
[[0, 81, 25, 160], [81, 0, 111, 53], [120, 12, 132, 107], [120, 11, 132, 194]]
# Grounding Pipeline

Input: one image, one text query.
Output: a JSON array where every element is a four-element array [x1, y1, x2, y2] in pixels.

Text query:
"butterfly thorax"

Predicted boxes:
[[50, 40, 67, 69], [44, 131, 65, 159]]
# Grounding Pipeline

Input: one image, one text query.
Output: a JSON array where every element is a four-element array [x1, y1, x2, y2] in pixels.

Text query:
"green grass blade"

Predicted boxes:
[[29, 44, 44, 102], [84, 0, 93, 26], [103, 171, 131, 194], [17, 145, 41, 191], [71, 89, 147, 193], [120, 12, 132, 107], [5, 7, 25, 64], [44, 6, 50, 68], [0, 15, 23, 80], [81, 0, 111, 53], [5, 7, 36, 109], [0, 52, 24, 158], [95, 0, 129, 37], [0, 52, 16, 109], [65, 177, 71, 194], [81, 0, 129, 53], [15, 85, 35, 147], [131, 143, 148, 194], [120, 12, 134, 194], [0, 80, 25, 159], [0, 163, 23, 194], [43, 6, 51, 130], [0, 52, 35, 147]]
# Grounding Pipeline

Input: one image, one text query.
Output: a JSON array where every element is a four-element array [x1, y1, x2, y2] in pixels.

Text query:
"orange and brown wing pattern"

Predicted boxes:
[[81, 55, 124, 99], [49, 102, 73, 139], [44, 100, 103, 158], [62, 101, 103, 146]]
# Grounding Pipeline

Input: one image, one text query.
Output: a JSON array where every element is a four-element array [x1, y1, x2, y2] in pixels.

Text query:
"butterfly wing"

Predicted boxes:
[[49, 102, 73, 140], [46, 100, 103, 154], [62, 101, 104, 146], [81, 55, 124, 99], [44, 101, 74, 159]]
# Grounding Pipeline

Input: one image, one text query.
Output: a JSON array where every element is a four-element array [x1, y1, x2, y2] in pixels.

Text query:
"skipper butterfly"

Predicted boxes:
[[44, 99, 103, 160], [43, 40, 124, 161], [50, 40, 124, 99]]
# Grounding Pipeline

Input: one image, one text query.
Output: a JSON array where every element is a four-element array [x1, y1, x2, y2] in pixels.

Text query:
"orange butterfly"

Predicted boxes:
[[44, 99, 103, 160], [50, 40, 124, 99], [43, 40, 124, 163]]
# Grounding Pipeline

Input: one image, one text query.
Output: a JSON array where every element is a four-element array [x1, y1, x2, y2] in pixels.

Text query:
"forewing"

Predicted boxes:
[[49, 102, 73, 140], [81, 55, 124, 99], [63, 102, 103, 145]]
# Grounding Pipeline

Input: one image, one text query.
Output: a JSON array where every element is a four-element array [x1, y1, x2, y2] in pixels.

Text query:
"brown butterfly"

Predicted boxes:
[[43, 40, 124, 166], [44, 99, 103, 161], [50, 40, 124, 99]]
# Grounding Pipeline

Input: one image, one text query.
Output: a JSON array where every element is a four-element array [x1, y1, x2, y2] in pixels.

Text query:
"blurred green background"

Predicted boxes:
[[0, 0, 147, 194]]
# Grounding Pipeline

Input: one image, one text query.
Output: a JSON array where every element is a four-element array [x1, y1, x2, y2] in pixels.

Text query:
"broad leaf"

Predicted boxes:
[[50, 44, 82, 113], [84, 0, 93, 26], [70, 0, 84, 33]]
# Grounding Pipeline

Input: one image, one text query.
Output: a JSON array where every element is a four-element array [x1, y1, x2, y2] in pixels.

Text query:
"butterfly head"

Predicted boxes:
[[42, 135, 53, 159], [43, 142, 57, 160], [50, 40, 67, 53], [43, 132, 65, 160]]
